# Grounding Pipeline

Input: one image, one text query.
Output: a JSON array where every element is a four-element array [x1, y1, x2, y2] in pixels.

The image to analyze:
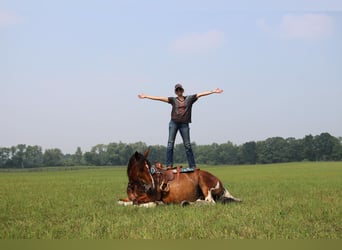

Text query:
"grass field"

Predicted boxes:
[[0, 162, 341, 239]]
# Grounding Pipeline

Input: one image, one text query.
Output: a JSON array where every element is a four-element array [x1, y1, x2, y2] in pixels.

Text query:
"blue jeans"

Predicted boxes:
[[166, 120, 196, 168]]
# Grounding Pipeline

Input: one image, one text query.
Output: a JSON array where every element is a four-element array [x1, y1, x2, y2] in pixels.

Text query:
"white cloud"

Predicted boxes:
[[0, 10, 22, 28], [257, 13, 334, 40], [170, 30, 225, 54]]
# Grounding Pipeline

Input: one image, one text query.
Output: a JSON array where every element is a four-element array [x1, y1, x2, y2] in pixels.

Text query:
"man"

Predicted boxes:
[[138, 84, 223, 172]]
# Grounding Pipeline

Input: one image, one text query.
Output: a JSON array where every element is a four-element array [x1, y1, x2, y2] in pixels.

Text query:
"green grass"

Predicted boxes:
[[0, 162, 341, 239]]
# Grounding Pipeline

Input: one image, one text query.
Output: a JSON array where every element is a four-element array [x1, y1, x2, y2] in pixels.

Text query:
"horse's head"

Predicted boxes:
[[127, 149, 155, 193]]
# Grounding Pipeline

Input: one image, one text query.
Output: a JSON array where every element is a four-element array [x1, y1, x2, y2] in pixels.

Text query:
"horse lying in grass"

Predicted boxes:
[[118, 149, 241, 207]]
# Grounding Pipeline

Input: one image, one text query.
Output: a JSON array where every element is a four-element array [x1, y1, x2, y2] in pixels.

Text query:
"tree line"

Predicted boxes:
[[1, 133, 341, 168]]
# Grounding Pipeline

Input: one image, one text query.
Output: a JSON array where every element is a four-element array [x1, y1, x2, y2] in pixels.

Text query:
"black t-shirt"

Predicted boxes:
[[168, 95, 198, 123]]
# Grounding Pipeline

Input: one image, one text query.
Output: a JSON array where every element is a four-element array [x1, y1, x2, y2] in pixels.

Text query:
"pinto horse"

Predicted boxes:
[[118, 149, 240, 206]]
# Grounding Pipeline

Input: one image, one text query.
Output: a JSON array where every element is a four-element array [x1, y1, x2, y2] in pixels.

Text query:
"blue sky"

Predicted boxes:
[[1, 1, 342, 153]]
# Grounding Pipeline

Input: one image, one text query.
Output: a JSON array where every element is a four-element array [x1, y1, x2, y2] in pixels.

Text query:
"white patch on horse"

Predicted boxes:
[[204, 181, 220, 203], [194, 199, 215, 206], [138, 202, 157, 208], [117, 200, 158, 208], [117, 200, 133, 206], [145, 162, 155, 189], [223, 188, 241, 202]]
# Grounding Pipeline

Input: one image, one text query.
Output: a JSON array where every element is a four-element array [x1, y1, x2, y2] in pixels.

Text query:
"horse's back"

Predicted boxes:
[[198, 169, 222, 185]]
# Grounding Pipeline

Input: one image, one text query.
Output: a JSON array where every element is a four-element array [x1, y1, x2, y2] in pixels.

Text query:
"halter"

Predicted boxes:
[[150, 165, 156, 175], [145, 162, 155, 189]]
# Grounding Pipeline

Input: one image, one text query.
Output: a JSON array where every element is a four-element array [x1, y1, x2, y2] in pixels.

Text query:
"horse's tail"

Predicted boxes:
[[219, 188, 241, 204]]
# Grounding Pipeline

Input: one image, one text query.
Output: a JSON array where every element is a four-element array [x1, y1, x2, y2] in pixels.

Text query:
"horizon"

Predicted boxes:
[[2, 131, 340, 154]]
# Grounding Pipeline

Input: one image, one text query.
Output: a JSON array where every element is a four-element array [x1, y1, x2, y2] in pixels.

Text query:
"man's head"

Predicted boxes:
[[174, 83, 184, 94]]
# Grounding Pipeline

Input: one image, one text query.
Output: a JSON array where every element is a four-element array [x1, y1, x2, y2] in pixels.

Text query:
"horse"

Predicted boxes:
[[118, 149, 241, 206]]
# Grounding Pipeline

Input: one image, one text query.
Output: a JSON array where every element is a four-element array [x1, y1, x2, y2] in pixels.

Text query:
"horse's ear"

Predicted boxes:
[[134, 151, 140, 159], [144, 148, 150, 158]]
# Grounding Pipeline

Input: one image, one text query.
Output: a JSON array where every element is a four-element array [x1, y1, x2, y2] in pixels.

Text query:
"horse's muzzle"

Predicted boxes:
[[143, 183, 153, 193]]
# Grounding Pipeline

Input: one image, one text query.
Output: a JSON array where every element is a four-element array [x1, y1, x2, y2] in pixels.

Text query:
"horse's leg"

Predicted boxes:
[[198, 172, 223, 203], [138, 202, 157, 208], [134, 193, 154, 204], [118, 199, 158, 207], [117, 198, 133, 206], [198, 170, 241, 203], [117, 183, 137, 206], [221, 188, 241, 202], [205, 180, 224, 203]]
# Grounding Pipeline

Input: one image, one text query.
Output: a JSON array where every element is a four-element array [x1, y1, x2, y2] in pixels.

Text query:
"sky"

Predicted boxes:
[[1, 0, 342, 154]]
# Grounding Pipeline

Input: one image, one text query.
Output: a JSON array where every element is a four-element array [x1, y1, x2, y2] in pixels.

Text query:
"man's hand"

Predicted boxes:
[[213, 88, 224, 94]]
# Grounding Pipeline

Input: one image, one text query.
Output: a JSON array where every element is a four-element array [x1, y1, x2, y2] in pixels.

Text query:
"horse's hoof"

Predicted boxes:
[[181, 200, 191, 207], [138, 202, 157, 208], [117, 200, 133, 206]]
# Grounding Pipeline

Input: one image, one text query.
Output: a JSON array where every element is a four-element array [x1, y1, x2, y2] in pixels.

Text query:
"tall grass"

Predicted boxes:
[[0, 162, 341, 239]]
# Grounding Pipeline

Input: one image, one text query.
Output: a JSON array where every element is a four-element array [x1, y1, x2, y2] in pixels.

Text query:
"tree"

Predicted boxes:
[[117, 142, 134, 165], [195, 144, 213, 165], [240, 141, 257, 164], [12, 144, 26, 168], [219, 141, 239, 165], [25, 145, 43, 167], [106, 143, 120, 165], [149, 144, 166, 164], [84, 144, 109, 166], [256, 137, 289, 164], [332, 137, 342, 160], [256, 141, 270, 164], [174, 143, 187, 164], [0, 148, 10, 168], [84, 152, 95, 165], [73, 147, 83, 165], [303, 135, 315, 161], [314, 133, 341, 161], [43, 148, 64, 166], [286, 137, 304, 162]]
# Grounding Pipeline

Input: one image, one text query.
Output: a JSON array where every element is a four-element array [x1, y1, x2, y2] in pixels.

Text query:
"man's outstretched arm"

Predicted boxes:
[[196, 88, 223, 98], [138, 94, 169, 103]]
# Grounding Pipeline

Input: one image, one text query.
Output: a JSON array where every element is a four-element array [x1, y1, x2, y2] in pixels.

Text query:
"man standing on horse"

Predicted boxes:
[[138, 84, 223, 172]]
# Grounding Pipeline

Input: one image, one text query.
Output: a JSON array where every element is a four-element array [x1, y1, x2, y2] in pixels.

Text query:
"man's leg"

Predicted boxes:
[[166, 120, 178, 168], [179, 123, 196, 171]]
